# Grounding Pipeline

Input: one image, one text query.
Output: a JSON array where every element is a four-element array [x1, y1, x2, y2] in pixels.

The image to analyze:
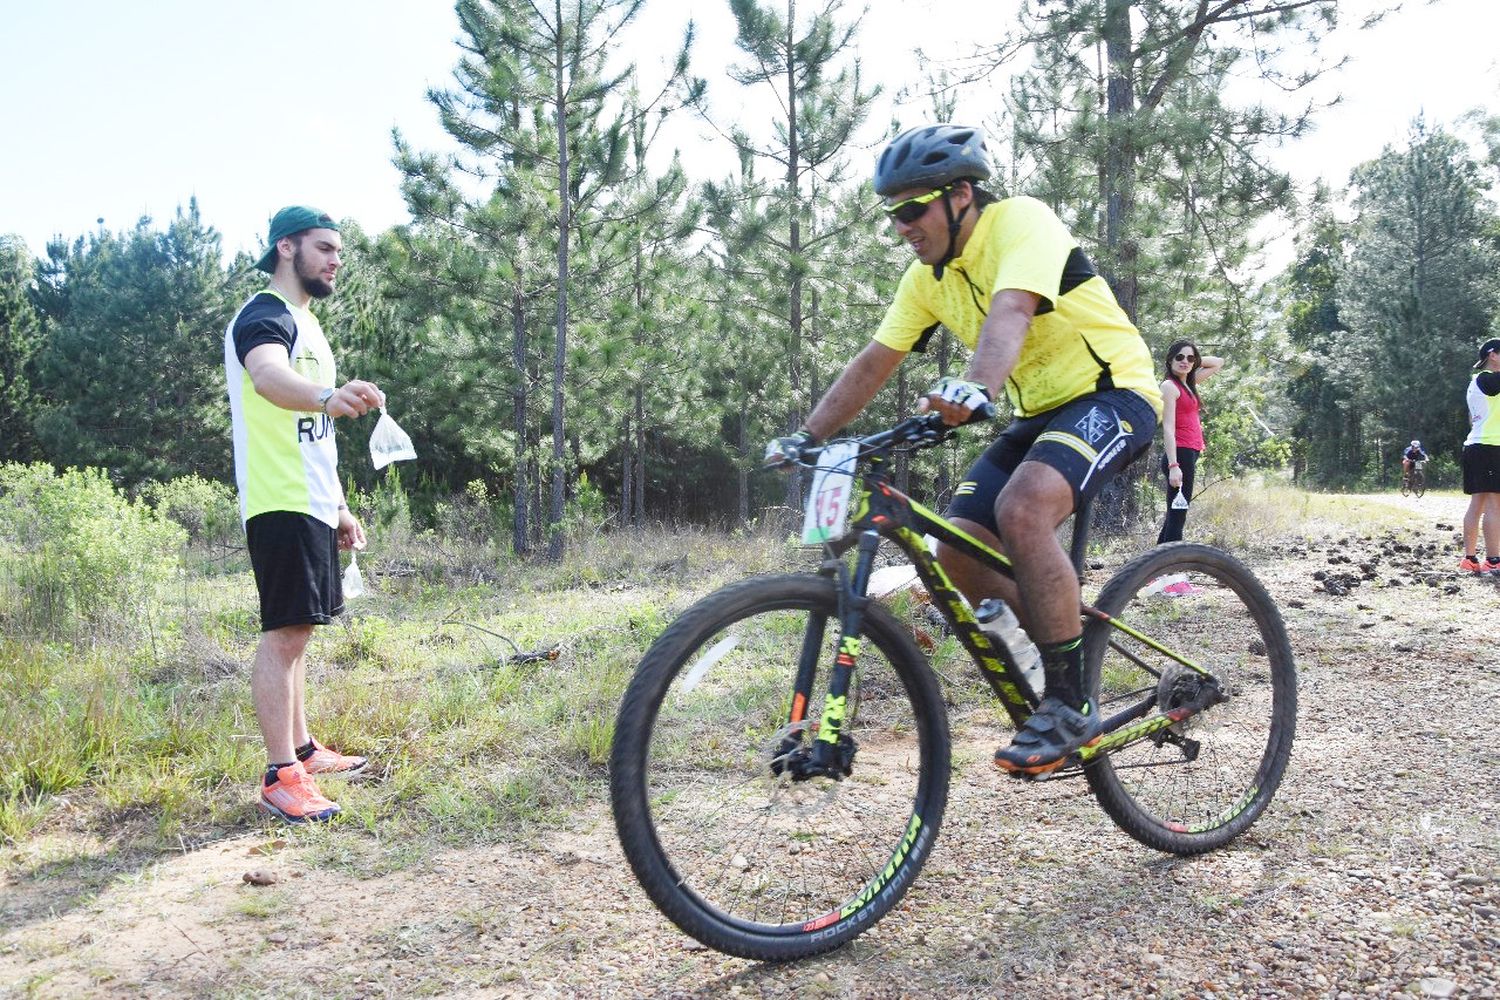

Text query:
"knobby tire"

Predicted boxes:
[[610, 575, 950, 961], [1082, 543, 1297, 855]]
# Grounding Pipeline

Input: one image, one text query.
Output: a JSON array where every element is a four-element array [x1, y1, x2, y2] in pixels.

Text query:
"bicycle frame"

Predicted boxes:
[[788, 426, 1219, 778]]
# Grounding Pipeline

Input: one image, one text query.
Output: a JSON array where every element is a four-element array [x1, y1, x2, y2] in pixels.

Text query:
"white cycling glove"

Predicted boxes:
[[928, 376, 992, 413]]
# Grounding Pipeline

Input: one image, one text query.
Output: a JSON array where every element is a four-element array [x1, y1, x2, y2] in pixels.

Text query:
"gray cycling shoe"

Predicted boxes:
[[994, 696, 1102, 775]]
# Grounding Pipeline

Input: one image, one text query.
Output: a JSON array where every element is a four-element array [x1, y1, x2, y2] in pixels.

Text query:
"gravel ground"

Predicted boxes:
[[2, 495, 1497, 999]]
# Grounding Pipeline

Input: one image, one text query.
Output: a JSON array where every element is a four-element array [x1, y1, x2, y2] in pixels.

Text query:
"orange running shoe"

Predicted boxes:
[[1459, 556, 1485, 574], [258, 762, 340, 823], [300, 738, 368, 779]]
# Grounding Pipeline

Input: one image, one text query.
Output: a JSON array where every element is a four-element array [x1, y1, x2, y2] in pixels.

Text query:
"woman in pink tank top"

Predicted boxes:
[[1157, 339, 1225, 547]]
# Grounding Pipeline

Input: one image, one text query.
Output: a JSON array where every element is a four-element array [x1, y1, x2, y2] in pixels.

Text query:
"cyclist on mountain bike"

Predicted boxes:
[[765, 124, 1162, 775], [1402, 440, 1427, 479]]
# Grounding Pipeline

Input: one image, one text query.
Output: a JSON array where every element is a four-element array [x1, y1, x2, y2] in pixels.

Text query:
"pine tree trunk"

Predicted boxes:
[[1102, 0, 1139, 323], [738, 397, 750, 524], [1091, 0, 1142, 537], [935, 330, 952, 501], [511, 292, 530, 556], [633, 383, 646, 527], [895, 365, 910, 495], [548, 6, 570, 562], [620, 415, 632, 530], [782, 0, 804, 518]]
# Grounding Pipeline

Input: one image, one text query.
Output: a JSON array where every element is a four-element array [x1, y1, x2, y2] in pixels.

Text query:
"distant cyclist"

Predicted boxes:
[[765, 124, 1161, 775], [1401, 440, 1427, 481]]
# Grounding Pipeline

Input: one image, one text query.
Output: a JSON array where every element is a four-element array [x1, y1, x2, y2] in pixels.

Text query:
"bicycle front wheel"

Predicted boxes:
[[1082, 543, 1296, 855], [610, 574, 950, 961], [1413, 472, 1426, 498]]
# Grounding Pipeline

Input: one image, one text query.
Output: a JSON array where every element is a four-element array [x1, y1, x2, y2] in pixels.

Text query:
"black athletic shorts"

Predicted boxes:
[[245, 511, 344, 631], [946, 389, 1158, 536], [1462, 443, 1500, 495]]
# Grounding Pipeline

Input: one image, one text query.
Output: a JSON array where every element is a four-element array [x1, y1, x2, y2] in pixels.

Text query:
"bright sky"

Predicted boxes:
[[2, 0, 1496, 267]]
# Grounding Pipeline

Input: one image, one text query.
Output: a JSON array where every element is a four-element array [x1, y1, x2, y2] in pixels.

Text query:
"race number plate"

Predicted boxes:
[[801, 441, 859, 545]]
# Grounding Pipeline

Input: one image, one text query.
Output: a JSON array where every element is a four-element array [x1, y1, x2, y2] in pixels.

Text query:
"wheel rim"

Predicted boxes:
[[640, 601, 934, 935], [1090, 557, 1291, 838]]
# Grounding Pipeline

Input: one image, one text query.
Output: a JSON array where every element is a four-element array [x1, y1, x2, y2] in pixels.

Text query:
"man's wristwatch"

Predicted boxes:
[[317, 387, 336, 411]]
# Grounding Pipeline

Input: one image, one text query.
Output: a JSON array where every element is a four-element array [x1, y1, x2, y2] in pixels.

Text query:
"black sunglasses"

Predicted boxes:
[[1173, 353, 1197, 362], [883, 185, 954, 225]]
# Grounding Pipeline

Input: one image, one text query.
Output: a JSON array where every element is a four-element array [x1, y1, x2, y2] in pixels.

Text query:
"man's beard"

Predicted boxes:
[[293, 248, 335, 299]]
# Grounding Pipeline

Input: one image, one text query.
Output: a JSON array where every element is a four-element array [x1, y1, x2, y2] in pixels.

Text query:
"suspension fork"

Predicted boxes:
[[780, 530, 880, 779]]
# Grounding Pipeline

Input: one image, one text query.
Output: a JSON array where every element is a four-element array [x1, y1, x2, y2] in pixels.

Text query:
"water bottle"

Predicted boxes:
[[974, 598, 1045, 699]]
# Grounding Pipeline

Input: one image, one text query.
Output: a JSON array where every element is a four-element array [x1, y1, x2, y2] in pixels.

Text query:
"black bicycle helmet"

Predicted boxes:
[[874, 124, 992, 198]]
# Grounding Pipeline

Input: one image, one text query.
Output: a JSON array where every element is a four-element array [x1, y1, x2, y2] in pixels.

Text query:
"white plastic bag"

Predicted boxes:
[[343, 551, 366, 599], [1171, 491, 1190, 510], [370, 407, 417, 470]]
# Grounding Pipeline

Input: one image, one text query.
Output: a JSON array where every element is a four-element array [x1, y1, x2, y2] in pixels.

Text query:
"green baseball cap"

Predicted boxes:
[[254, 205, 339, 273]]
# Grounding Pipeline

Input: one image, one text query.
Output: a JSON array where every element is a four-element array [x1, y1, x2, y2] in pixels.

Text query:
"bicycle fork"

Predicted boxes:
[[774, 531, 882, 781]]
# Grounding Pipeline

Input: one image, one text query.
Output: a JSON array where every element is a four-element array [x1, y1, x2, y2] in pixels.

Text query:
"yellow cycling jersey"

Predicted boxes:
[[874, 196, 1162, 419]]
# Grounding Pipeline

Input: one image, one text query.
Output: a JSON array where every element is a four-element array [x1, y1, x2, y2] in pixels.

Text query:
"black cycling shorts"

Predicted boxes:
[[946, 389, 1158, 536], [1462, 443, 1500, 495], [246, 511, 344, 632]]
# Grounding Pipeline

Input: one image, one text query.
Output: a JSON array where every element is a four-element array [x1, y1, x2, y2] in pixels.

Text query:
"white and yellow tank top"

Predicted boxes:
[[1466, 371, 1500, 446], [224, 290, 341, 527]]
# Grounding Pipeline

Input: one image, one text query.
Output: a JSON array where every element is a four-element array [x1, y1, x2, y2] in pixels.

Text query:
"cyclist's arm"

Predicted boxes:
[[1196, 354, 1226, 382], [804, 341, 907, 441], [964, 289, 1041, 397]]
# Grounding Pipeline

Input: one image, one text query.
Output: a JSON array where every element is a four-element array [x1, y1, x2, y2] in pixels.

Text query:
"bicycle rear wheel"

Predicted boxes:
[[1082, 543, 1296, 855], [1400, 476, 1411, 497], [610, 574, 950, 961]]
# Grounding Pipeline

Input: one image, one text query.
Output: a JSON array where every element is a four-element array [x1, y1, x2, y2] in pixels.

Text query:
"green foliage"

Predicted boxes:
[[563, 470, 609, 540], [372, 464, 413, 546], [142, 474, 240, 550], [0, 235, 42, 463], [1002, 0, 1340, 321], [0, 462, 185, 636], [1280, 120, 1499, 487], [1337, 119, 1497, 461], [29, 202, 245, 486]]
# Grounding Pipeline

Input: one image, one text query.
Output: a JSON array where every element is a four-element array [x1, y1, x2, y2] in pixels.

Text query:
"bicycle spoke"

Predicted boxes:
[[612, 576, 949, 958], [1084, 545, 1295, 853]]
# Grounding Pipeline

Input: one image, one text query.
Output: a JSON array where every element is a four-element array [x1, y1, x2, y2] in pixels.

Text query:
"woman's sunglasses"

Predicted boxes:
[[883, 185, 954, 225], [1173, 353, 1197, 363]]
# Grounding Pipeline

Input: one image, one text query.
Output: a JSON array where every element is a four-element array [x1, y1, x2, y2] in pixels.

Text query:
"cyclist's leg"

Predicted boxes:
[[937, 417, 1041, 613], [994, 390, 1157, 774], [935, 516, 1024, 610], [996, 462, 1080, 643]]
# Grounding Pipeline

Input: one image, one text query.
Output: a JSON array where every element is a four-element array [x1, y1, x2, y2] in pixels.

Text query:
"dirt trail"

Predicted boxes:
[[3, 495, 1498, 999]]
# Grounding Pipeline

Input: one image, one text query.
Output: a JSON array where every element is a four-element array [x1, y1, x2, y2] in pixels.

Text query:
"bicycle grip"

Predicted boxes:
[[920, 400, 994, 432]]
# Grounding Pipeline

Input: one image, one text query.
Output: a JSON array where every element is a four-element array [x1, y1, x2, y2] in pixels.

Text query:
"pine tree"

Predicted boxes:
[[710, 0, 878, 513], [30, 202, 234, 485], [0, 236, 42, 463], [396, 0, 690, 557], [1337, 119, 1498, 469]]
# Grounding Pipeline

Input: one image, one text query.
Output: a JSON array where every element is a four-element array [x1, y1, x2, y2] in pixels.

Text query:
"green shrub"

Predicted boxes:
[[142, 474, 240, 549], [0, 463, 186, 637], [563, 470, 610, 540], [372, 464, 413, 545]]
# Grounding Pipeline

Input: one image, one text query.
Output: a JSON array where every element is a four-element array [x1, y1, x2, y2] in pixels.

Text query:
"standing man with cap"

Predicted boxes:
[[225, 206, 386, 821], [1460, 337, 1500, 576]]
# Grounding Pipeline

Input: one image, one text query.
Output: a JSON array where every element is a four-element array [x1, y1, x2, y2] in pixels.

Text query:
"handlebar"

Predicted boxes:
[[796, 403, 995, 468]]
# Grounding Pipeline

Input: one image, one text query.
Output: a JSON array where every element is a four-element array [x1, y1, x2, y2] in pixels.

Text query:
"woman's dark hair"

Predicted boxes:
[[1163, 338, 1201, 397]]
